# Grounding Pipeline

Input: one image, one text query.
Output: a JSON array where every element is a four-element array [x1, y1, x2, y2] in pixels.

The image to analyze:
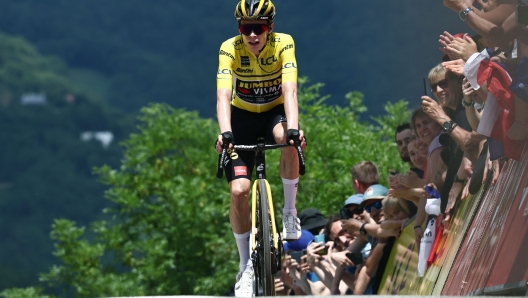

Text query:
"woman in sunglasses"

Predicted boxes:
[[215, 1, 306, 296]]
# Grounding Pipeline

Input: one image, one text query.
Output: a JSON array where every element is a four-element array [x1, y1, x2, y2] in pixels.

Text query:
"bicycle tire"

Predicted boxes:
[[256, 179, 275, 296]]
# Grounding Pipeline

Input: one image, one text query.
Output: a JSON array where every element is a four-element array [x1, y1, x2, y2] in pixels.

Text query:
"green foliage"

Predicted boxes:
[[292, 80, 410, 216], [0, 287, 52, 298], [32, 83, 411, 296], [38, 104, 236, 296]]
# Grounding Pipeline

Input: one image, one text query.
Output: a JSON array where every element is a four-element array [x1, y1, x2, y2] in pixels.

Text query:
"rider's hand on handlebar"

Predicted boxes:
[[215, 131, 234, 154], [286, 129, 307, 151]]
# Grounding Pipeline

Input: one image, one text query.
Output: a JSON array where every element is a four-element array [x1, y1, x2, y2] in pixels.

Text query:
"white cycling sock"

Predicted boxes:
[[234, 231, 251, 273], [245, 259, 253, 271], [282, 177, 299, 216]]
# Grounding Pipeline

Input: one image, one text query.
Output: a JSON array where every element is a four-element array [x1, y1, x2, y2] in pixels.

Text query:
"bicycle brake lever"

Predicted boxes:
[[217, 148, 226, 179], [293, 139, 306, 176]]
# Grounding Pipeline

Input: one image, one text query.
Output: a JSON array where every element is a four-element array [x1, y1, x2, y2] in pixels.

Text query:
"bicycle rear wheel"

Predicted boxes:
[[255, 179, 275, 296]]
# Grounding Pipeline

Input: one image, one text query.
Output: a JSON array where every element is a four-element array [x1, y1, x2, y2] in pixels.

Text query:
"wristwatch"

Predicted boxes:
[[360, 223, 367, 235], [459, 7, 474, 21], [462, 98, 474, 108], [443, 120, 458, 133], [454, 174, 465, 183]]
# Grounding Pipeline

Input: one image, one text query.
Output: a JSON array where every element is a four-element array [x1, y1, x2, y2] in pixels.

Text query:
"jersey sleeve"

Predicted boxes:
[[279, 35, 297, 84], [217, 41, 234, 90]]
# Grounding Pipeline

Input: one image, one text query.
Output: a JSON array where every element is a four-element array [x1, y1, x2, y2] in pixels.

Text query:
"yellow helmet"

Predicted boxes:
[[234, 0, 276, 22]]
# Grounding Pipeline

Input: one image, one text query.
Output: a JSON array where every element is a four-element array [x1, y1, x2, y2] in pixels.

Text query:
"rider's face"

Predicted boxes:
[[239, 20, 272, 56]]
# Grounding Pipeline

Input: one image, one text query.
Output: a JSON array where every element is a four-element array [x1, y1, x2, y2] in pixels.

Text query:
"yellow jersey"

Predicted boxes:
[[217, 32, 298, 113]]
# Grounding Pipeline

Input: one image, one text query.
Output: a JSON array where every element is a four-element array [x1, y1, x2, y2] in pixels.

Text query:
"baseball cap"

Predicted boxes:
[[360, 184, 388, 207], [298, 208, 328, 231], [343, 194, 364, 208], [283, 229, 314, 252]]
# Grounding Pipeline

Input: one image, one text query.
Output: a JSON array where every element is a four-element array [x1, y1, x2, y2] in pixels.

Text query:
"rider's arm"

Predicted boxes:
[[283, 82, 298, 130], [217, 88, 232, 133], [280, 35, 299, 131], [216, 42, 235, 135]]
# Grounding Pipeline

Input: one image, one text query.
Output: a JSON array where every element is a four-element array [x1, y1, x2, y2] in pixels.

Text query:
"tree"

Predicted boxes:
[[2, 81, 411, 297]]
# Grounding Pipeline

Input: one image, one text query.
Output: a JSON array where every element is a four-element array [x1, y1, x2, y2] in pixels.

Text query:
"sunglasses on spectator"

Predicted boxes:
[[430, 79, 448, 92], [239, 24, 268, 36], [340, 206, 364, 220], [353, 207, 364, 215], [365, 201, 383, 213]]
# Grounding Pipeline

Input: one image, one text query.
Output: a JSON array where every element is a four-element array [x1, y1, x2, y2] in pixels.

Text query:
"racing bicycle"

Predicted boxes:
[[217, 135, 305, 296]]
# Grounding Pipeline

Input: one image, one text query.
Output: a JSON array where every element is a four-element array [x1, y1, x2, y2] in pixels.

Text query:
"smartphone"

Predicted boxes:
[[517, 5, 528, 25], [313, 234, 328, 255], [289, 250, 305, 263], [346, 252, 364, 265]]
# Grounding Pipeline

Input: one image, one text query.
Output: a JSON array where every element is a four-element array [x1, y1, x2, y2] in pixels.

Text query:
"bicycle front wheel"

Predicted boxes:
[[256, 179, 275, 296]]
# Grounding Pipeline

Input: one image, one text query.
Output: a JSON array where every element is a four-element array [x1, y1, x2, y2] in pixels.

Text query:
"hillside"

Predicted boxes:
[[0, 31, 134, 290], [0, 1, 470, 117]]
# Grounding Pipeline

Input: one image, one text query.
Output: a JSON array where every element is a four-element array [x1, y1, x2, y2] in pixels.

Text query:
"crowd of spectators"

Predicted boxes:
[[266, 0, 528, 295]]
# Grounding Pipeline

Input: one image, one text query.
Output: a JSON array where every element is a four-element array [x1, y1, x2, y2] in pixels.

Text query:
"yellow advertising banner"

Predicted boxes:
[[378, 183, 486, 295]]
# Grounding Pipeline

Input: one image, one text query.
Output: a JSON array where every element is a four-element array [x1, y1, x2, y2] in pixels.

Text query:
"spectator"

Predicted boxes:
[[331, 161, 380, 294], [340, 193, 365, 226], [306, 214, 356, 294], [390, 123, 425, 216], [395, 123, 415, 169], [341, 184, 389, 294], [350, 161, 380, 194], [379, 196, 411, 235], [411, 107, 447, 246], [283, 229, 323, 295], [411, 108, 447, 189], [389, 139, 426, 217], [299, 208, 328, 237]]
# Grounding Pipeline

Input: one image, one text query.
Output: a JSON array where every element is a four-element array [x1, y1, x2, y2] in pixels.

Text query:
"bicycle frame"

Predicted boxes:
[[250, 148, 279, 253]]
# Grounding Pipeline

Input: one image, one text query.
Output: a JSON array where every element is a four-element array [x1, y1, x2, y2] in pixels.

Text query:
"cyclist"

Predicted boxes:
[[215, 0, 306, 296]]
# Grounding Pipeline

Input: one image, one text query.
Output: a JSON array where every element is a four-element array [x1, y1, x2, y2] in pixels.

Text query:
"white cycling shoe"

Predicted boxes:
[[282, 214, 301, 240], [235, 267, 254, 297]]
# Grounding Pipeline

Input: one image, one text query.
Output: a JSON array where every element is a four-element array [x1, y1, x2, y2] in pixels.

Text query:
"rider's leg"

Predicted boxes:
[[273, 122, 300, 214], [230, 178, 252, 272], [273, 122, 301, 239]]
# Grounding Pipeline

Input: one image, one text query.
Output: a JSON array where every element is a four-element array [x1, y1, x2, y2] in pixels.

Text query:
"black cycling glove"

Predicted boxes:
[[214, 131, 234, 149], [286, 129, 300, 145], [221, 131, 234, 147]]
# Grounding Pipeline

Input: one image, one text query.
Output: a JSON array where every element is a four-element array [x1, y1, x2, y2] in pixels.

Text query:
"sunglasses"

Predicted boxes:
[[340, 206, 365, 220], [365, 201, 383, 213], [239, 24, 268, 36], [430, 79, 448, 92]]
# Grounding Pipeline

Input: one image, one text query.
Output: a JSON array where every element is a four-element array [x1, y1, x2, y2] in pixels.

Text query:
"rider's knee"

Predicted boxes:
[[230, 180, 250, 202]]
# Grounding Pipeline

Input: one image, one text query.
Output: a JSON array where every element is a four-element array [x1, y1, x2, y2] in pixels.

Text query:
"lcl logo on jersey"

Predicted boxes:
[[283, 63, 296, 69], [260, 56, 277, 66], [217, 69, 232, 75]]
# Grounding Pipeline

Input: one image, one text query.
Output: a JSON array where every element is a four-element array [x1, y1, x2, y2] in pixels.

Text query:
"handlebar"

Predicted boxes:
[[216, 142, 306, 178]]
